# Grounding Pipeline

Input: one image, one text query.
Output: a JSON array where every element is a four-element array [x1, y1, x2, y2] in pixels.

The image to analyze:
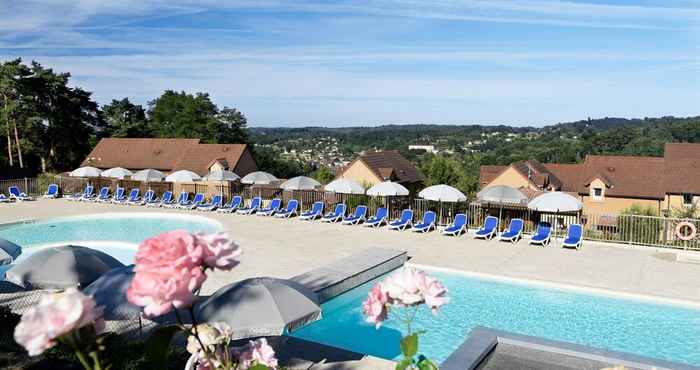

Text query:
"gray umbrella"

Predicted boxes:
[[0, 238, 22, 265], [195, 277, 321, 339], [280, 176, 321, 191], [5, 245, 124, 289], [131, 168, 165, 182], [83, 265, 138, 319], [203, 169, 241, 181], [241, 171, 279, 185], [476, 185, 528, 205]]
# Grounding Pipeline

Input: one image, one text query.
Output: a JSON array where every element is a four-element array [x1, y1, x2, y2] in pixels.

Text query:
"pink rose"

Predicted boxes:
[[238, 338, 278, 369], [127, 265, 205, 316], [14, 288, 104, 356], [362, 283, 389, 328], [196, 233, 242, 270], [382, 268, 425, 306], [417, 274, 449, 314], [133, 230, 204, 271]]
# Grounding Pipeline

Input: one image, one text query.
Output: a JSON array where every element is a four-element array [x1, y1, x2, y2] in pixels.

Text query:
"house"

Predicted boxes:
[[337, 150, 424, 190], [82, 138, 257, 177], [479, 143, 700, 215]]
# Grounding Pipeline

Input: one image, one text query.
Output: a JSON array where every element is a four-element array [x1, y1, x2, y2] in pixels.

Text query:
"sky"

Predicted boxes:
[[1, 0, 698, 127]]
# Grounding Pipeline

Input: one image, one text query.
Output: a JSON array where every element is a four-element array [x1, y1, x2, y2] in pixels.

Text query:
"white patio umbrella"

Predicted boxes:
[[476, 185, 528, 229], [280, 176, 321, 191], [131, 169, 165, 182], [528, 192, 583, 246], [203, 169, 240, 181], [165, 170, 201, 183], [69, 166, 101, 177], [419, 184, 467, 202], [241, 171, 278, 185], [366, 181, 409, 197], [195, 277, 321, 339], [324, 178, 365, 194], [101, 167, 133, 179]]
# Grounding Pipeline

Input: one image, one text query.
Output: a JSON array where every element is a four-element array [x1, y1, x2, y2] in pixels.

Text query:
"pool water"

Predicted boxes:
[[0, 213, 222, 265], [292, 270, 700, 366]]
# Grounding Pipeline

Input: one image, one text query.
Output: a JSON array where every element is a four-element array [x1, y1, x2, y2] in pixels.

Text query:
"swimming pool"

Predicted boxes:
[[0, 213, 222, 265], [292, 267, 700, 366]]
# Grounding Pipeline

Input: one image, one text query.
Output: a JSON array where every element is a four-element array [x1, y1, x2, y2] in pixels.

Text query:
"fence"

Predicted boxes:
[[4, 176, 700, 250]]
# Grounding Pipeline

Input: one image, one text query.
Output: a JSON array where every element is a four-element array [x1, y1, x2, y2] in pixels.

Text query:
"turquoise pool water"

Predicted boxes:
[[0, 213, 221, 265], [292, 270, 700, 366]]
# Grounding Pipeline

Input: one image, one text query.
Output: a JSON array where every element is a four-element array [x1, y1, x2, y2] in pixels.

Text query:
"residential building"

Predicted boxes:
[[479, 143, 700, 215], [83, 138, 258, 176], [337, 150, 424, 191], [408, 144, 438, 154]]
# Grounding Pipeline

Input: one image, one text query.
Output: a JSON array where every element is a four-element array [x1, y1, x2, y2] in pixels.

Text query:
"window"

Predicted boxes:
[[683, 194, 694, 207], [592, 187, 603, 200]]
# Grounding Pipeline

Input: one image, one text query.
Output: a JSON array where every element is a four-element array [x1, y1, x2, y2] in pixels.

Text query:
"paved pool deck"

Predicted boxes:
[[2, 199, 699, 305]]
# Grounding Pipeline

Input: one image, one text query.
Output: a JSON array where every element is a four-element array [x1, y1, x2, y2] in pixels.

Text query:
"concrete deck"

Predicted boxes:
[[2, 199, 699, 304]]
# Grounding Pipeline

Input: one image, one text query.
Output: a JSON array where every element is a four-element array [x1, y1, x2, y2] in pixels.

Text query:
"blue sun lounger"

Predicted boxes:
[[217, 196, 243, 213], [412, 211, 437, 233], [43, 184, 59, 199], [257, 198, 282, 216], [237, 197, 262, 215], [124, 189, 141, 205], [8, 186, 33, 201], [442, 213, 467, 236], [562, 224, 583, 250], [0, 194, 8, 203], [92, 187, 111, 202], [364, 207, 388, 228], [275, 199, 299, 218], [138, 190, 156, 206], [299, 201, 324, 221], [389, 209, 413, 231], [110, 187, 126, 204], [164, 192, 189, 208], [68, 185, 92, 201], [145, 190, 167, 207], [342, 205, 367, 225], [499, 218, 524, 243], [474, 216, 499, 240], [529, 222, 552, 246], [198, 195, 223, 211], [321, 203, 346, 223], [181, 193, 205, 210]]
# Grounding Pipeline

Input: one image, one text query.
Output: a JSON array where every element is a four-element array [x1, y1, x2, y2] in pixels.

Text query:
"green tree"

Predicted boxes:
[[216, 107, 250, 144], [101, 98, 150, 138], [311, 166, 335, 184], [421, 154, 462, 186], [148, 90, 219, 142]]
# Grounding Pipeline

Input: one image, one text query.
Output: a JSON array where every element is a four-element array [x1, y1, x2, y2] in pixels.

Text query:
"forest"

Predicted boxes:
[[2, 58, 699, 197]]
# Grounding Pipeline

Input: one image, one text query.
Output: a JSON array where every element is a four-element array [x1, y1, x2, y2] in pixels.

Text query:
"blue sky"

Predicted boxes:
[[1, 0, 698, 126]]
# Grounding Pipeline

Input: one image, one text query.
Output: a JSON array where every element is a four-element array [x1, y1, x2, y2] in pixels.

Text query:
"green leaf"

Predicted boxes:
[[144, 325, 180, 370], [247, 364, 272, 370], [395, 357, 413, 370], [400, 333, 418, 358], [417, 356, 439, 370]]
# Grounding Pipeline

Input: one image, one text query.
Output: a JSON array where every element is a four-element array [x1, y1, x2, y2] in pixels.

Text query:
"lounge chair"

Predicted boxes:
[[147, 191, 172, 207], [139, 190, 156, 206], [474, 216, 499, 240], [237, 197, 262, 215], [198, 195, 223, 211], [442, 213, 467, 236], [123, 189, 141, 205], [68, 185, 93, 202], [342, 205, 367, 225], [299, 201, 324, 221], [181, 193, 205, 210], [109, 187, 126, 204], [321, 203, 346, 223], [388, 209, 413, 231], [412, 211, 437, 233], [92, 187, 111, 202], [562, 224, 583, 250], [165, 192, 189, 209], [529, 222, 552, 246], [499, 218, 524, 243], [364, 207, 388, 228], [217, 196, 243, 213], [275, 199, 299, 218], [0, 194, 9, 203], [257, 198, 282, 216], [8, 186, 33, 201], [42, 184, 59, 199]]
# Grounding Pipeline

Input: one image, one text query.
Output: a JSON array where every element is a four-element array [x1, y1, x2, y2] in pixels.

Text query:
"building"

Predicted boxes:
[[479, 143, 700, 215], [82, 138, 258, 176], [408, 144, 438, 154], [337, 150, 424, 190]]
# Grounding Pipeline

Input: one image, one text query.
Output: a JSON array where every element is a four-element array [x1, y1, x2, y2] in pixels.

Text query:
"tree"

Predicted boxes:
[[252, 146, 310, 179], [101, 98, 149, 138], [148, 90, 219, 142], [216, 107, 250, 144], [311, 167, 335, 184], [421, 154, 462, 186]]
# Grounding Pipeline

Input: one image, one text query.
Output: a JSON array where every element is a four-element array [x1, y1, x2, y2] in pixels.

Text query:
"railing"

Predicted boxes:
[[4, 176, 700, 250]]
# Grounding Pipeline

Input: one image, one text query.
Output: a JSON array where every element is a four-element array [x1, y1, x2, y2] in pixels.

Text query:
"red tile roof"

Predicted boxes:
[[479, 165, 506, 187], [348, 150, 424, 184], [173, 144, 249, 176], [578, 155, 666, 199], [663, 143, 700, 194]]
